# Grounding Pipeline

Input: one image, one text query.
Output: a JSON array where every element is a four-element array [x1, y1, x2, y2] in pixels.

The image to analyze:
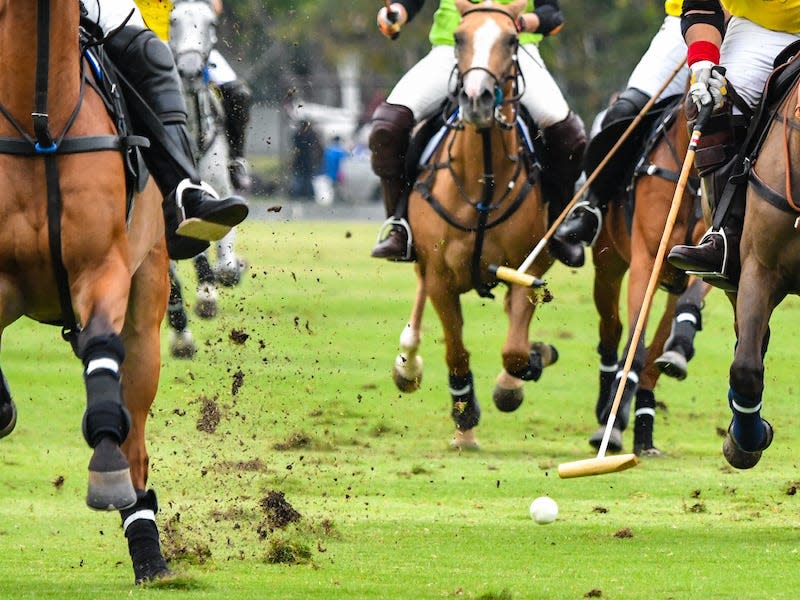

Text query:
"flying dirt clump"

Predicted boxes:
[[259, 490, 302, 533], [196, 395, 221, 433]]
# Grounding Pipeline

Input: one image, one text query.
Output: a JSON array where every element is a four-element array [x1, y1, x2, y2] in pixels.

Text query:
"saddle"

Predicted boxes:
[[79, 23, 150, 209]]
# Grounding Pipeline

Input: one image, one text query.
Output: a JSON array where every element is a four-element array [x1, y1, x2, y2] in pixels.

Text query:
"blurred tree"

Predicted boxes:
[[218, 0, 667, 124]]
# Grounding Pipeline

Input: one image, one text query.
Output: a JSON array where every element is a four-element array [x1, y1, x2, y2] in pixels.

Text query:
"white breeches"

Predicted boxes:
[[719, 17, 800, 112], [627, 15, 690, 100], [82, 0, 146, 33], [386, 43, 570, 128]]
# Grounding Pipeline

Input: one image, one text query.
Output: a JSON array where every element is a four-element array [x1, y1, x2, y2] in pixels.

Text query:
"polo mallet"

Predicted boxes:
[[558, 102, 714, 479], [383, 0, 400, 40], [491, 58, 687, 288]]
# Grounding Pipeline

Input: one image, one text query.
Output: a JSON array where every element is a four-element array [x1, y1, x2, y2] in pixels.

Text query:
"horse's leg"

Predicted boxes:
[[724, 262, 781, 469], [213, 230, 246, 287], [74, 261, 138, 511], [167, 262, 197, 359], [119, 248, 170, 583], [0, 282, 22, 437], [426, 277, 479, 449], [589, 239, 628, 450], [654, 278, 711, 380], [493, 284, 558, 412], [631, 292, 678, 457], [392, 272, 426, 392], [193, 252, 218, 319]]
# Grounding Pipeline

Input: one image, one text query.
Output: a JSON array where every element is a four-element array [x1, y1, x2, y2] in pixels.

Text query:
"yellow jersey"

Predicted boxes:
[[665, 0, 681, 18], [135, 0, 173, 41], [722, 0, 800, 33]]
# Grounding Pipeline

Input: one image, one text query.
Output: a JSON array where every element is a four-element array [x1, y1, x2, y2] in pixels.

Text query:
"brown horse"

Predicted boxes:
[[390, 0, 557, 449], [720, 75, 800, 469], [589, 101, 712, 455], [0, 1, 169, 582]]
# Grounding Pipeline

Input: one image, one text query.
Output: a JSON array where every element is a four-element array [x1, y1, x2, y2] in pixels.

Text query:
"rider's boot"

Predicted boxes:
[[220, 80, 253, 192], [553, 89, 651, 253], [369, 102, 415, 260], [105, 26, 248, 260], [541, 111, 587, 267], [668, 104, 747, 289]]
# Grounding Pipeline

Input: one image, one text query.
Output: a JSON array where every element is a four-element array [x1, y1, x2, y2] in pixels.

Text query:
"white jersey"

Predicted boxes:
[[627, 16, 690, 101], [82, 0, 146, 34]]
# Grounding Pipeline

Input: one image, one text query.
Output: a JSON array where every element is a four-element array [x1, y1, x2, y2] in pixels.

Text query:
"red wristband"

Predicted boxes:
[[687, 41, 720, 67]]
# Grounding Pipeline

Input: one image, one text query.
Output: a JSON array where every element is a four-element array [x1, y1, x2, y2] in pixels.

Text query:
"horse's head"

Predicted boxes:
[[168, 0, 218, 82], [453, 0, 526, 128]]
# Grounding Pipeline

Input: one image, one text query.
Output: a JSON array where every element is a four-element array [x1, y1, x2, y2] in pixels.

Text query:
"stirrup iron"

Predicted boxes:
[[375, 217, 413, 261]]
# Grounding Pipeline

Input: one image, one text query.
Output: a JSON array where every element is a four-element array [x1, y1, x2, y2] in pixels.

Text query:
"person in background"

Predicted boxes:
[[289, 120, 323, 200]]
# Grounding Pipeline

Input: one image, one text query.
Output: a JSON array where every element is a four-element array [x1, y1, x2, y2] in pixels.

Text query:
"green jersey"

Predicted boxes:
[[428, 0, 543, 47]]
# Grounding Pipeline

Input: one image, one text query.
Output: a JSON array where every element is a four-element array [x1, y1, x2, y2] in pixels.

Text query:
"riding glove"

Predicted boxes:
[[689, 60, 727, 111]]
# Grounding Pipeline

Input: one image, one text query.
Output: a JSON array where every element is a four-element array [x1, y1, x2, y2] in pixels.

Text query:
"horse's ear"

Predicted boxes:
[[455, 0, 476, 16], [505, 0, 529, 18]]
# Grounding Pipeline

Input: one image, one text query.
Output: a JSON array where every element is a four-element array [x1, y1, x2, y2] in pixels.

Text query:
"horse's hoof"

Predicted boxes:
[[493, 369, 524, 412], [654, 350, 688, 381], [136, 566, 173, 586], [87, 438, 137, 511], [531, 342, 559, 368], [450, 428, 480, 450], [0, 400, 17, 439], [169, 330, 197, 359], [194, 284, 218, 319], [392, 354, 422, 393], [589, 426, 623, 453], [722, 419, 773, 470], [214, 258, 248, 287], [634, 444, 665, 458]]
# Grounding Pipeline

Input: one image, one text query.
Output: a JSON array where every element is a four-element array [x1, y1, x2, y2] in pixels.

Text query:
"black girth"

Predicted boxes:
[[0, 1, 145, 348]]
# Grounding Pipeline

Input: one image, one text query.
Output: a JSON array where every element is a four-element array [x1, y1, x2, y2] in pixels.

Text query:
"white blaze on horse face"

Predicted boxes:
[[462, 19, 503, 100]]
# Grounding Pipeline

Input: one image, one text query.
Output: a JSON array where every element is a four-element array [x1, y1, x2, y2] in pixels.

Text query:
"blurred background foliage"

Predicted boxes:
[[218, 0, 667, 123]]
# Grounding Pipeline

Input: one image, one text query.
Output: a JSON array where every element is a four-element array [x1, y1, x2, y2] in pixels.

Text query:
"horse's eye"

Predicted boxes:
[[454, 33, 464, 47], [505, 34, 517, 48]]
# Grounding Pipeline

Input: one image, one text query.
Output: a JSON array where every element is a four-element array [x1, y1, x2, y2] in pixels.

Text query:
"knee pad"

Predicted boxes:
[[104, 26, 187, 124], [369, 103, 414, 178], [601, 88, 650, 128]]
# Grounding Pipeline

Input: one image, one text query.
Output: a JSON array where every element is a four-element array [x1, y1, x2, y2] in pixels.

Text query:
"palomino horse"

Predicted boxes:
[[165, 0, 245, 351], [391, 0, 557, 449], [589, 101, 712, 455], [719, 70, 800, 469], [0, 1, 169, 582]]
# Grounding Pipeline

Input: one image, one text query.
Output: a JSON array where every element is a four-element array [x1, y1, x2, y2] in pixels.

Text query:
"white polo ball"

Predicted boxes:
[[530, 496, 558, 524]]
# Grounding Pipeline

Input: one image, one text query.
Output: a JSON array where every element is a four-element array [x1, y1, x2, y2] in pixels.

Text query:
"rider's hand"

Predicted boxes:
[[377, 4, 408, 39], [689, 61, 727, 111]]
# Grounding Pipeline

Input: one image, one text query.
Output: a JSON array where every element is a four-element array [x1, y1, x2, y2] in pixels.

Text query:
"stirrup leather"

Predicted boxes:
[[375, 217, 414, 261]]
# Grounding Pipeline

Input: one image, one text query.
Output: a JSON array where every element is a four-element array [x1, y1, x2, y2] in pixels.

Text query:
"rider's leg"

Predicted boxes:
[[541, 111, 587, 267], [219, 79, 253, 192], [104, 26, 248, 260], [667, 104, 747, 281], [554, 88, 651, 247], [369, 102, 415, 259]]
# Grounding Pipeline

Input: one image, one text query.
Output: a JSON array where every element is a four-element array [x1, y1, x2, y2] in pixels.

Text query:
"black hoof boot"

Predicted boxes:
[[0, 399, 17, 439], [722, 419, 773, 470]]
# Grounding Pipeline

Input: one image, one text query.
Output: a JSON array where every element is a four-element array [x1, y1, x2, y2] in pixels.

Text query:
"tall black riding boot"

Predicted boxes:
[[668, 106, 747, 289], [104, 26, 248, 260], [220, 79, 253, 192], [541, 111, 588, 267], [369, 102, 415, 260]]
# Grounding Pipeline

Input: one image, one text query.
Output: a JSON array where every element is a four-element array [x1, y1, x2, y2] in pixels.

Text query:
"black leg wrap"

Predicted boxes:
[[79, 333, 131, 447], [663, 302, 702, 361], [450, 372, 481, 431], [633, 388, 656, 452], [219, 80, 252, 159], [193, 254, 215, 285], [507, 349, 544, 382], [599, 371, 638, 431], [167, 271, 189, 332], [595, 346, 618, 424], [121, 489, 170, 584]]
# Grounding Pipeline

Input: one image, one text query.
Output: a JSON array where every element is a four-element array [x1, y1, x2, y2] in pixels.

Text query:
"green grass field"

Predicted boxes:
[[1, 218, 800, 599]]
